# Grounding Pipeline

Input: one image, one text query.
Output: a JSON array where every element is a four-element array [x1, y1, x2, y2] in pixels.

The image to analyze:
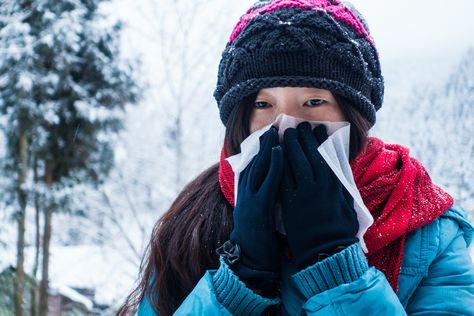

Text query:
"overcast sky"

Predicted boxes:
[[354, 1, 474, 61]]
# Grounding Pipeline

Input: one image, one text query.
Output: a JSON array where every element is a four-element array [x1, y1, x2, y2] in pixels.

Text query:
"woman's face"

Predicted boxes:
[[249, 87, 346, 133]]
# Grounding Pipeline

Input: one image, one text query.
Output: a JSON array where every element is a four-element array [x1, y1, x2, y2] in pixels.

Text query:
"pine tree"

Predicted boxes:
[[393, 48, 474, 220], [440, 48, 474, 215], [0, 2, 37, 315], [0, 0, 140, 315]]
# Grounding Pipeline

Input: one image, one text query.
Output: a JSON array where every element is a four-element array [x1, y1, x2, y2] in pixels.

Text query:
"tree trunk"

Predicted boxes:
[[38, 159, 54, 316], [30, 157, 41, 316], [14, 131, 28, 316]]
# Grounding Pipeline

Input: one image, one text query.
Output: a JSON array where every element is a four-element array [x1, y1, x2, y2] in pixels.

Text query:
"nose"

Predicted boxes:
[[274, 101, 301, 118]]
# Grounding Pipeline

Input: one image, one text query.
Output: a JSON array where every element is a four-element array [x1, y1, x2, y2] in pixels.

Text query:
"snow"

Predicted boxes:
[[1, 244, 139, 307], [42, 106, 60, 125], [74, 100, 124, 123], [46, 245, 138, 306], [16, 73, 33, 91], [49, 282, 94, 310], [40, 33, 54, 47]]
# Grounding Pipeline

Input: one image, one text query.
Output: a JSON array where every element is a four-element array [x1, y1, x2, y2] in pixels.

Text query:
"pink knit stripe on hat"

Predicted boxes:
[[229, 0, 373, 45]]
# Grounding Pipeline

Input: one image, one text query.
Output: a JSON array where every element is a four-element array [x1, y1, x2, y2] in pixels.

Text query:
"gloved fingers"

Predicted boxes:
[[296, 122, 327, 181], [260, 145, 284, 198], [314, 124, 344, 187], [249, 127, 279, 192], [313, 124, 329, 144], [342, 185, 357, 219], [238, 158, 251, 189], [283, 127, 313, 184], [282, 146, 296, 190]]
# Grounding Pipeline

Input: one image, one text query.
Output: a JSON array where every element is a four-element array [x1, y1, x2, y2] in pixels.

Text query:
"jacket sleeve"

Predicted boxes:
[[292, 207, 474, 316], [291, 242, 407, 315], [137, 257, 279, 316], [404, 207, 474, 315]]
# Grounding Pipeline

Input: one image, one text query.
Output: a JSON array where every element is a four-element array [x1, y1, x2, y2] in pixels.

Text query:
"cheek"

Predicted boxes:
[[317, 109, 345, 122], [333, 107, 346, 122], [249, 111, 276, 133], [307, 105, 346, 122]]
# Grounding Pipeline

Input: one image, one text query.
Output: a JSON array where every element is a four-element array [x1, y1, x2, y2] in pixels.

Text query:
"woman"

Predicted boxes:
[[118, 0, 474, 315]]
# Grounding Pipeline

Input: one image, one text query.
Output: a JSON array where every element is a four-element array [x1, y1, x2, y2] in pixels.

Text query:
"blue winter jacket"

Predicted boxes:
[[137, 206, 474, 315]]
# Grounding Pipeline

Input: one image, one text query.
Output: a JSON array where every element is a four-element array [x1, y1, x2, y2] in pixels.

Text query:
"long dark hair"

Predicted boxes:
[[116, 93, 372, 315]]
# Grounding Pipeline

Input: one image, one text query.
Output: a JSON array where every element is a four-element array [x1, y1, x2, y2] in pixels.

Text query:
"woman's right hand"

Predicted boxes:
[[229, 126, 284, 282], [280, 122, 359, 269]]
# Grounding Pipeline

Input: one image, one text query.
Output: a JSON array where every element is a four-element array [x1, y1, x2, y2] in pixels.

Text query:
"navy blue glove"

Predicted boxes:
[[228, 126, 284, 282], [281, 122, 359, 269]]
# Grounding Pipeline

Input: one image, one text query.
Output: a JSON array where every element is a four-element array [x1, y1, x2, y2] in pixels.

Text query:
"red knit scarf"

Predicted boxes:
[[218, 136, 454, 292]]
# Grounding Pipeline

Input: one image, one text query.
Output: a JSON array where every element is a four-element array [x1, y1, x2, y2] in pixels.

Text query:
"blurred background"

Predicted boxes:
[[0, 0, 473, 315]]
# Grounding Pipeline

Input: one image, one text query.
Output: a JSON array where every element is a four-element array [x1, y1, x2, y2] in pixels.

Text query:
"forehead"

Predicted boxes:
[[257, 87, 333, 96]]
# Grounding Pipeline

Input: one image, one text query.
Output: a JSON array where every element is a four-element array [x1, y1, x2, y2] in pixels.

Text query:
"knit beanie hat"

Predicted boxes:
[[214, 0, 384, 126]]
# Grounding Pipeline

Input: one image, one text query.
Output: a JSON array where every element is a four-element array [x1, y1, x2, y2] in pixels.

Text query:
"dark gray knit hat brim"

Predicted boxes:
[[217, 76, 378, 126]]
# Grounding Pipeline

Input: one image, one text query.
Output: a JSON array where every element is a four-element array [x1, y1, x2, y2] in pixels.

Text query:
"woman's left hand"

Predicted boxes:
[[280, 122, 359, 269], [226, 127, 284, 286]]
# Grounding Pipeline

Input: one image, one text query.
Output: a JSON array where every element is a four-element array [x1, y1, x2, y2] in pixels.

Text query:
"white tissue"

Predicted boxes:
[[226, 114, 373, 253]]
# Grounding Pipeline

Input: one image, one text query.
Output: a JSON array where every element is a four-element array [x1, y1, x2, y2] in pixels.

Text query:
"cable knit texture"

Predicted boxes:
[[292, 242, 369, 298], [214, 0, 384, 126], [212, 257, 279, 315]]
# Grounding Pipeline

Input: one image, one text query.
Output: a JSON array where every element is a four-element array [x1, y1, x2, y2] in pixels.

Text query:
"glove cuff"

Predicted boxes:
[[217, 240, 279, 289]]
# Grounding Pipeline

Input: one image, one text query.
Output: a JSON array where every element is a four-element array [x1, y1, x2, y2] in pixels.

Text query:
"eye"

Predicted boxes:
[[254, 101, 271, 108], [305, 99, 326, 107]]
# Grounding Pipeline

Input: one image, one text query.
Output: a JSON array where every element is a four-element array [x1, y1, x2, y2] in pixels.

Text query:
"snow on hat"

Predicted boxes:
[[214, 0, 384, 126]]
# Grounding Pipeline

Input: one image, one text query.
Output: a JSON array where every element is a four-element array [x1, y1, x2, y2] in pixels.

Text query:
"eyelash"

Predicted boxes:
[[254, 99, 326, 108]]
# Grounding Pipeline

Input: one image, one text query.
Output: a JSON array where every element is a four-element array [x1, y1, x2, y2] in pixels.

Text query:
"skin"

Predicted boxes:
[[249, 87, 346, 133]]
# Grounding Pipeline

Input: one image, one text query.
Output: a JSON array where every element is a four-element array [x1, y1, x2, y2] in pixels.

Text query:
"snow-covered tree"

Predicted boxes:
[[437, 48, 474, 214], [0, 2, 40, 315], [380, 48, 474, 220], [0, 0, 140, 315]]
